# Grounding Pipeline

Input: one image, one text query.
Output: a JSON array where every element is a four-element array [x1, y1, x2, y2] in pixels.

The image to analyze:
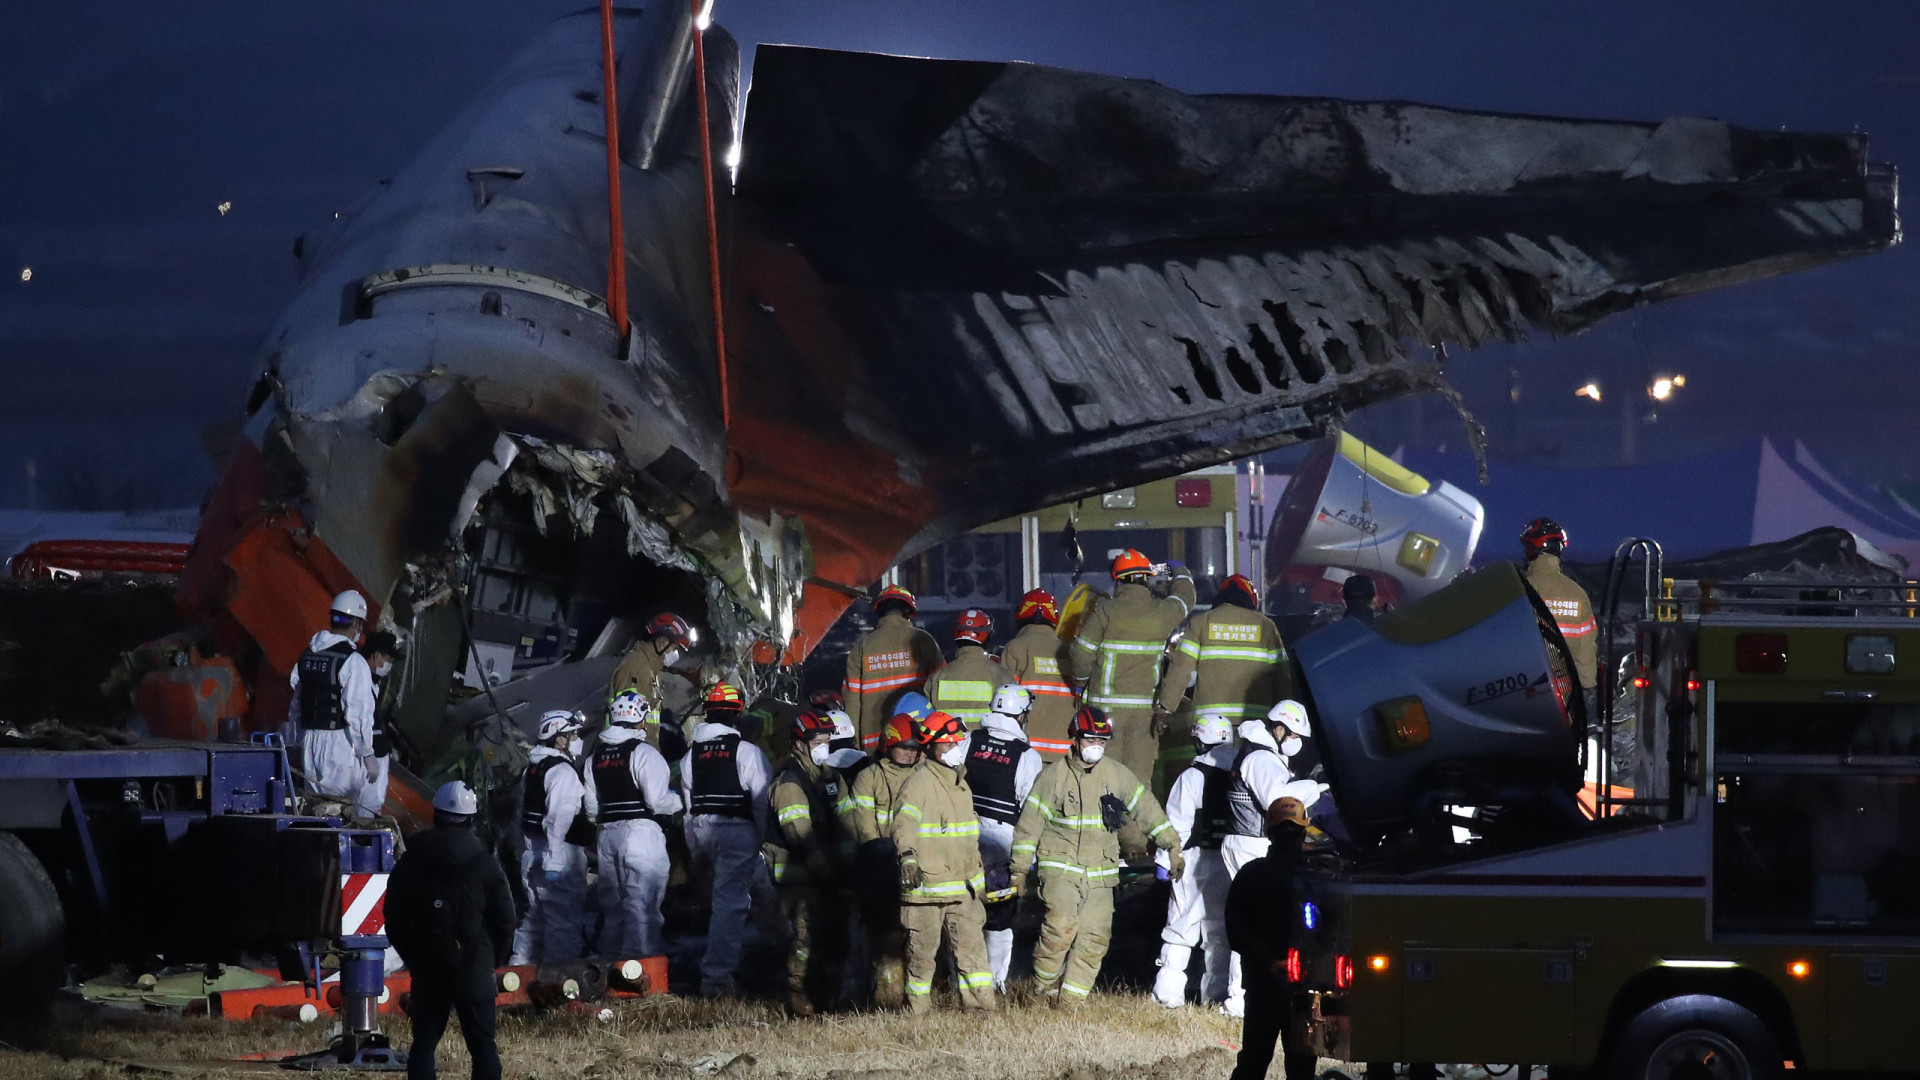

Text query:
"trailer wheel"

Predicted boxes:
[[1610, 994, 1781, 1080], [0, 832, 65, 1010]]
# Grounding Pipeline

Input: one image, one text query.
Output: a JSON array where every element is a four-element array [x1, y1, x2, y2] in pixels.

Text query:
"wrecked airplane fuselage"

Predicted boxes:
[[181, 6, 1897, 750]]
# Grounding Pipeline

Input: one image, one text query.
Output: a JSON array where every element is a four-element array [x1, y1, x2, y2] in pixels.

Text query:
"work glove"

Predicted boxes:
[[899, 858, 924, 893], [1150, 708, 1172, 739], [543, 869, 563, 885], [361, 756, 380, 784], [1165, 844, 1186, 883], [1010, 869, 1028, 897]]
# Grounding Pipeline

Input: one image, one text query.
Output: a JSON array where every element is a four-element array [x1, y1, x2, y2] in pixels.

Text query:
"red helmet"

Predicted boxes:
[[1110, 549, 1153, 580], [790, 708, 837, 745], [1215, 574, 1261, 609], [954, 607, 993, 645], [1016, 588, 1059, 627], [873, 584, 918, 616], [917, 711, 969, 749], [883, 713, 924, 750], [645, 612, 695, 651], [705, 682, 745, 712], [808, 689, 844, 711], [1521, 518, 1569, 558], [1068, 705, 1114, 740]]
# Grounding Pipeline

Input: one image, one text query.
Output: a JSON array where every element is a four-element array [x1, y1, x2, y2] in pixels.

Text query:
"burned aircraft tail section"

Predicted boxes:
[[729, 46, 1899, 628]]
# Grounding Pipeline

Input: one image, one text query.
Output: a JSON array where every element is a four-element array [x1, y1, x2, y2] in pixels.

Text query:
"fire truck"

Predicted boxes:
[[1287, 542, 1920, 1079]]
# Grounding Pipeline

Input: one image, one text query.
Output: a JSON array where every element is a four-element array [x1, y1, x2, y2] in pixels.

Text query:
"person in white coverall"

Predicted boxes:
[[677, 683, 772, 997], [1153, 712, 1238, 1009], [963, 684, 1045, 990], [512, 711, 590, 964], [585, 690, 681, 960], [1213, 701, 1326, 1017], [287, 591, 378, 803]]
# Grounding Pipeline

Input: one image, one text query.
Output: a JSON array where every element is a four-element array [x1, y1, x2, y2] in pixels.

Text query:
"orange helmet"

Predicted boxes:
[[1015, 588, 1059, 627], [882, 713, 924, 750], [1068, 705, 1114, 740], [704, 682, 745, 712], [954, 607, 993, 645], [874, 584, 918, 616], [645, 612, 695, 651], [1215, 574, 1260, 610], [916, 711, 969, 749], [1110, 549, 1153, 580]]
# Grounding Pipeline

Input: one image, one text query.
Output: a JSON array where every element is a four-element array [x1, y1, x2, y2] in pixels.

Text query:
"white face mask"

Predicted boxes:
[[809, 742, 830, 766], [1281, 735, 1303, 758], [661, 648, 683, 668], [1079, 742, 1106, 764], [567, 737, 585, 758], [940, 743, 968, 768], [373, 661, 393, 679]]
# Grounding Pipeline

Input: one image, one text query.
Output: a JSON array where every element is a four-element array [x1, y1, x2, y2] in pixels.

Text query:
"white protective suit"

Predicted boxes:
[[677, 720, 771, 996], [511, 745, 590, 964], [1153, 740, 1237, 1008], [971, 709, 1045, 990], [286, 631, 376, 802], [583, 725, 681, 959], [1215, 719, 1325, 1016]]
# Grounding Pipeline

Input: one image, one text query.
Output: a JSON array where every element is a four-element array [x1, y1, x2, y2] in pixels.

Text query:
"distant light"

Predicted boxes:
[[695, 0, 714, 30], [1649, 377, 1675, 402], [1368, 955, 1390, 972], [1672, 374, 1687, 388], [18, 267, 30, 282], [724, 142, 742, 170], [216, 200, 233, 216], [1660, 959, 1738, 969], [1575, 382, 1602, 402], [1788, 960, 1811, 979]]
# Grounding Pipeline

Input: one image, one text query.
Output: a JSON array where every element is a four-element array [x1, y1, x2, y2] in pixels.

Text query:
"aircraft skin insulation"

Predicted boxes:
[[181, 4, 1898, 714]]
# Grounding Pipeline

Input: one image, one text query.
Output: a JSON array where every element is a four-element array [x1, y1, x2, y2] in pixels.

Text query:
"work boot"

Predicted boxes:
[[872, 960, 906, 1010], [786, 991, 816, 1018], [1152, 944, 1190, 1008]]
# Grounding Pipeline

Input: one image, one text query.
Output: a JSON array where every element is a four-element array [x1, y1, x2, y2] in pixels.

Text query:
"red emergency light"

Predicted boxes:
[[1285, 948, 1303, 983], [1335, 954, 1355, 989]]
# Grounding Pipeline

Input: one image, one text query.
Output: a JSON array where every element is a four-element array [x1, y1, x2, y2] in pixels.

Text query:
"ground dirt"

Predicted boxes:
[[0, 991, 1251, 1080]]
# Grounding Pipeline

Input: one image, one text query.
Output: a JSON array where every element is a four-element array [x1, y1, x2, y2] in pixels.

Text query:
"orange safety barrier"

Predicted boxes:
[[210, 965, 540, 1022]]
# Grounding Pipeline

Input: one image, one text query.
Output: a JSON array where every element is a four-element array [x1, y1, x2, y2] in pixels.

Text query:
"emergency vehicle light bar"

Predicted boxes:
[[1659, 959, 1738, 969]]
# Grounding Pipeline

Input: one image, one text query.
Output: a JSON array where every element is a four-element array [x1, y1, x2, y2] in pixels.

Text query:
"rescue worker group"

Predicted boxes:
[[291, 522, 1595, 1026]]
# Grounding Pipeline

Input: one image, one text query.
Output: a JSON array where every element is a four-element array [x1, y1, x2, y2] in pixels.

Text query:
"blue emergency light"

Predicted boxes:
[[1303, 900, 1320, 930]]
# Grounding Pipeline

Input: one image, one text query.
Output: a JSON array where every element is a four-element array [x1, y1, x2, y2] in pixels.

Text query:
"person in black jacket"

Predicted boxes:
[[386, 782, 517, 1080], [1225, 797, 1316, 1080]]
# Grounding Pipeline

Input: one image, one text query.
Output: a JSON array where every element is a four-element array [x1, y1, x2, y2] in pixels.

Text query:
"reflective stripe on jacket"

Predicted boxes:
[[926, 644, 1014, 726], [1526, 553, 1598, 689], [844, 612, 946, 744], [1011, 755, 1173, 887], [1001, 623, 1078, 755], [890, 761, 986, 904], [1069, 574, 1196, 710], [1157, 603, 1291, 717], [847, 757, 919, 844]]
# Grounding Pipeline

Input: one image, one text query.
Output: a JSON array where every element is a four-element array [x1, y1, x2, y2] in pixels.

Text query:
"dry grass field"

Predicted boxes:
[[0, 991, 1254, 1080]]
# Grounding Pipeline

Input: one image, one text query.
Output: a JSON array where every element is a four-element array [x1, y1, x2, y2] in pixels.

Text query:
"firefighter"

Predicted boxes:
[[926, 607, 1015, 726], [963, 684, 1044, 990], [768, 709, 853, 1016], [891, 712, 996, 1012], [1000, 589, 1077, 759], [609, 611, 696, 709], [844, 585, 946, 750], [1225, 797, 1317, 1080], [1011, 706, 1184, 1005], [677, 682, 772, 997], [583, 690, 680, 962], [1070, 551, 1196, 783], [1152, 712, 1237, 1009], [1156, 574, 1290, 731], [845, 712, 925, 1009], [1342, 573, 1378, 623], [823, 706, 869, 772], [288, 590, 379, 804], [511, 711, 589, 964], [355, 630, 400, 818], [1521, 518, 1598, 691]]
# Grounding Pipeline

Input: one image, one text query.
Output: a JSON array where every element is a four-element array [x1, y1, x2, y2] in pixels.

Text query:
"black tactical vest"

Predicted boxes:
[[688, 733, 751, 818], [1225, 742, 1271, 839], [964, 730, 1028, 825], [591, 740, 652, 824], [1189, 761, 1232, 849], [521, 756, 569, 832], [297, 640, 356, 731]]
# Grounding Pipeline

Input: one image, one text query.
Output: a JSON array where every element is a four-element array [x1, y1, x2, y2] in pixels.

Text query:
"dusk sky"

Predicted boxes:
[[2, 1, 1916, 510]]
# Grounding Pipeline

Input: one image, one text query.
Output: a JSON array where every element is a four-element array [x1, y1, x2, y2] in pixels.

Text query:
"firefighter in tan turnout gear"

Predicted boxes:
[[1157, 574, 1290, 726], [844, 585, 946, 750], [1070, 550, 1197, 781], [767, 709, 852, 1016], [890, 712, 996, 1012], [1521, 518, 1598, 691], [846, 713, 924, 1008], [609, 611, 696, 708], [1000, 589, 1077, 759], [1012, 706, 1183, 1004], [925, 607, 1014, 726]]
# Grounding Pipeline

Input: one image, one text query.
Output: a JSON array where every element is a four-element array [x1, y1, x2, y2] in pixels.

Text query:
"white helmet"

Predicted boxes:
[[432, 781, 479, 816], [1191, 713, 1235, 747], [827, 709, 857, 743], [990, 684, 1033, 717], [330, 590, 368, 622], [609, 690, 651, 726], [538, 710, 585, 741], [1268, 699, 1312, 738]]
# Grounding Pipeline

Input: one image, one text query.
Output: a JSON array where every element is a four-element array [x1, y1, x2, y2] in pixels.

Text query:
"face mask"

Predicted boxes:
[[1079, 742, 1106, 764], [661, 648, 683, 668], [1281, 735, 1303, 758], [373, 661, 393, 679], [940, 743, 968, 768], [809, 742, 830, 766], [567, 737, 585, 758]]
